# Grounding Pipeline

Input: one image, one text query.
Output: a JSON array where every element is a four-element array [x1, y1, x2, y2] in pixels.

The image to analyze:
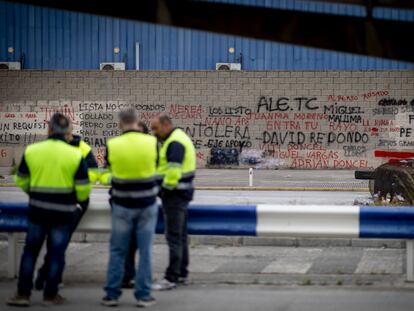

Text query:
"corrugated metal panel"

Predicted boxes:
[[0, 0, 413, 70]]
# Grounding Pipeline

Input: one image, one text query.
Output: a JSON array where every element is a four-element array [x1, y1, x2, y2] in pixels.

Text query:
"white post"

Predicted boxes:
[[249, 168, 253, 187], [8, 233, 18, 279], [407, 240, 414, 282]]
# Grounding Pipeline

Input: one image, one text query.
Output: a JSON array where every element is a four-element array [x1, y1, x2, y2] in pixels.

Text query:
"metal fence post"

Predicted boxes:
[[8, 233, 18, 279], [249, 168, 253, 187], [407, 240, 414, 282]]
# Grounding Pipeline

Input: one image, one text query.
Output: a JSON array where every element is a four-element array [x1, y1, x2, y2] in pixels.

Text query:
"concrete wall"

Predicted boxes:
[[0, 70, 413, 169]]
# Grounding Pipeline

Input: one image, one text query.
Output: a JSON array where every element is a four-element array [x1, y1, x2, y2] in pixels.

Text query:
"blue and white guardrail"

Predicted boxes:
[[2, 202, 414, 238], [1, 202, 414, 280]]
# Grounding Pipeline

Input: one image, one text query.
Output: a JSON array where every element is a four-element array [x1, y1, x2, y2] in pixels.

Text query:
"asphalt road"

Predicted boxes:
[[0, 187, 367, 205], [0, 283, 413, 311]]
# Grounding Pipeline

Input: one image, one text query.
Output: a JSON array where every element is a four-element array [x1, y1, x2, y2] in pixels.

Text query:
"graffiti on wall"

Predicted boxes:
[[1, 90, 413, 169]]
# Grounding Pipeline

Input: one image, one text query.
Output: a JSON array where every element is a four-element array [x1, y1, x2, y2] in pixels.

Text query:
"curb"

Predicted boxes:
[[1, 273, 405, 288], [65, 234, 407, 249], [0, 233, 405, 249]]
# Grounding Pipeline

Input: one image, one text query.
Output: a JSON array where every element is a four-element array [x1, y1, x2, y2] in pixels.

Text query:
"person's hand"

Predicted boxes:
[[78, 198, 90, 213], [158, 187, 164, 199]]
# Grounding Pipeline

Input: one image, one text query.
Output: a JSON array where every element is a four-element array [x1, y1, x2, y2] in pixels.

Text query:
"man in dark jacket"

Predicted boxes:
[[7, 113, 91, 306], [34, 128, 98, 291], [151, 115, 196, 291]]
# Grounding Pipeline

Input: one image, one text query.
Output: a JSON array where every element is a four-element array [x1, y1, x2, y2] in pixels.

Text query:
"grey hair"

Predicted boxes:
[[48, 113, 70, 135], [118, 108, 138, 125]]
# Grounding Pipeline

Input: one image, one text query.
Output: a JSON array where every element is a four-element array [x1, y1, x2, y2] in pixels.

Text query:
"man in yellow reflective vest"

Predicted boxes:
[[7, 113, 91, 307], [99, 109, 159, 308], [34, 126, 98, 291], [122, 120, 150, 289], [150, 115, 196, 291], [68, 133, 99, 182]]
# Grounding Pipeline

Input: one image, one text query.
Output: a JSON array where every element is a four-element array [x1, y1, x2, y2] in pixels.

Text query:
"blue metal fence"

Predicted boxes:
[[1, 0, 413, 70], [2, 201, 414, 280], [2, 201, 414, 238]]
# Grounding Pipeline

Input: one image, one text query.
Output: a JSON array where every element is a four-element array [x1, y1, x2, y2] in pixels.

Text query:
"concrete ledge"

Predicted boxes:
[[351, 239, 406, 249], [189, 236, 243, 246], [298, 238, 352, 247], [0, 233, 406, 249], [67, 234, 408, 249], [0, 272, 402, 288], [242, 237, 298, 247]]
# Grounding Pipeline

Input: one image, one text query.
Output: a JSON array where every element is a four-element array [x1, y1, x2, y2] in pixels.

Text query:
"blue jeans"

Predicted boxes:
[[18, 220, 72, 297], [104, 202, 158, 300], [36, 208, 84, 286]]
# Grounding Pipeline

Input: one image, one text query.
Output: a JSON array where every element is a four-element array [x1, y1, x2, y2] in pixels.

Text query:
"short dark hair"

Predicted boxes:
[[137, 121, 149, 134], [159, 114, 172, 125], [49, 113, 70, 135], [118, 108, 138, 125]]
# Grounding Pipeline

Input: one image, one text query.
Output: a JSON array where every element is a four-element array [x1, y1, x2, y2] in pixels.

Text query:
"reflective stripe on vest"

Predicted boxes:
[[111, 176, 156, 184], [30, 187, 75, 194], [29, 199, 77, 212], [175, 181, 194, 190], [112, 186, 159, 199]]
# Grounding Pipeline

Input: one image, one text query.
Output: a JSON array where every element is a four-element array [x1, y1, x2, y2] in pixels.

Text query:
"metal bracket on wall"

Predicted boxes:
[[135, 42, 140, 70]]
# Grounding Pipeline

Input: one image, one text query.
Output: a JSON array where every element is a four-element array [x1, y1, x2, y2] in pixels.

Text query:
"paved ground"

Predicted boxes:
[[0, 242, 408, 287], [1, 168, 369, 189], [1, 283, 414, 311]]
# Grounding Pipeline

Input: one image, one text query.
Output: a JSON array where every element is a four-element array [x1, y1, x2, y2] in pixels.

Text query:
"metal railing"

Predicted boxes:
[[1, 202, 414, 280]]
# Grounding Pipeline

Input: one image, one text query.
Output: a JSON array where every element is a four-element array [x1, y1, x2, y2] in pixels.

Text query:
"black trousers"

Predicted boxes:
[[162, 194, 189, 283]]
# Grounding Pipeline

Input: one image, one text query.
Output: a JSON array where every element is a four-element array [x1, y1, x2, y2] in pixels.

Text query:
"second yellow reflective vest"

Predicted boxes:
[[100, 131, 159, 207], [72, 137, 100, 183]]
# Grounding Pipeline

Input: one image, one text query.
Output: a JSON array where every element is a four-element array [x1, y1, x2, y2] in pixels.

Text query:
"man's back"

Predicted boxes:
[[105, 131, 158, 208], [16, 136, 90, 225], [108, 132, 157, 179], [25, 139, 84, 189]]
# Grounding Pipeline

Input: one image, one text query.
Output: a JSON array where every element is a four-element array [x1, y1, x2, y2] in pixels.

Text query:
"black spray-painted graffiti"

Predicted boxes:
[[208, 148, 239, 166], [324, 103, 365, 124], [256, 96, 319, 112], [261, 131, 369, 146]]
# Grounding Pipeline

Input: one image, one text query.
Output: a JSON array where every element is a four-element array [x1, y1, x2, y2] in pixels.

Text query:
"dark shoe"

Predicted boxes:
[[42, 294, 66, 306], [122, 280, 134, 289], [101, 296, 118, 307], [6, 294, 30, 307], [136, 297, 157, 308]]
